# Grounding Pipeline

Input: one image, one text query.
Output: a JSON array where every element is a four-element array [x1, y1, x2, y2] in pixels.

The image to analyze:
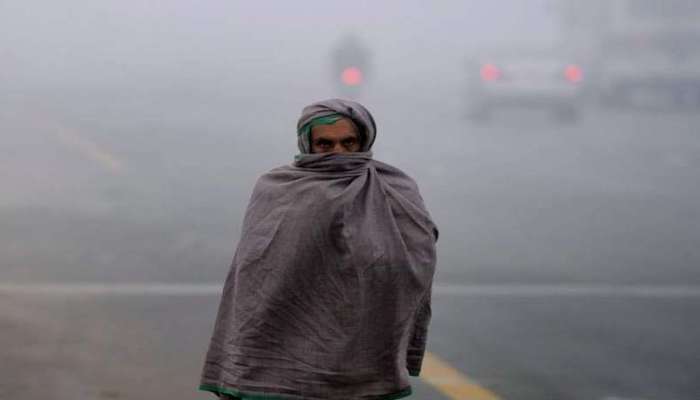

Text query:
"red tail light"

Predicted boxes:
[[341, 66, 363, 86], [564, 64, 583, 83], [480, 63, 501, 81]]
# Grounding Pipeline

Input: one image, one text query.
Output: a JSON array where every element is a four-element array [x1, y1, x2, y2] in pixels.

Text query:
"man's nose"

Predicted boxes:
[[332, 143, 347, 153]]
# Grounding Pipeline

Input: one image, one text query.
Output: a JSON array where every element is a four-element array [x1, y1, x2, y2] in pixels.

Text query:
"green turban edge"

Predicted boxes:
[[297, 114, 343, 139]]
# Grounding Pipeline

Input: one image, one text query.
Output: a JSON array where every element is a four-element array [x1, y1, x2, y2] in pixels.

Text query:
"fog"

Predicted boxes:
[[2, 1, 699, 284], [2, 2, 700, 398]]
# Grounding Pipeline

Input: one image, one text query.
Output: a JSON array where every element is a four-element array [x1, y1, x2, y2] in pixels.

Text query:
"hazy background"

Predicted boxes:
[[2, 0, 699, 285], [2, 0, 572, 284], [2, 2, 700, 399]]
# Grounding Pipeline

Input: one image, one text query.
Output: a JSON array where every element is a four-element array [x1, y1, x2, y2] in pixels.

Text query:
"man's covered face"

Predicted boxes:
[[310, 118, 361, 154]]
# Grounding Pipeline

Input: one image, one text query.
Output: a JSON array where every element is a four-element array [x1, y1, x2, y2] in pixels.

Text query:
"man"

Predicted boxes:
[[200, 99, 438, 400]]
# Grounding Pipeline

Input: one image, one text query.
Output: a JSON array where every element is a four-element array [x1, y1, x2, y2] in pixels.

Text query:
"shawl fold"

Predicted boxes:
[[200, 152, 438, 400]]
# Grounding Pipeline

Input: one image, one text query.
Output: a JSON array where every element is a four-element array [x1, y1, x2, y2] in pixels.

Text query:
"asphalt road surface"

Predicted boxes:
[[2, 283, 699, 400], [2, 95, 700, 399]]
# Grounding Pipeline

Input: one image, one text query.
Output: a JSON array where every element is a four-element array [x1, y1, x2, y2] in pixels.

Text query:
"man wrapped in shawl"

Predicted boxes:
[[200, 99, 438, 400]]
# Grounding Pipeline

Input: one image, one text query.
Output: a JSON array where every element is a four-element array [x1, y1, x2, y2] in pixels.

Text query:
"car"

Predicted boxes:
[[465, 46, 587, 122], [554, 0, 700, 110]]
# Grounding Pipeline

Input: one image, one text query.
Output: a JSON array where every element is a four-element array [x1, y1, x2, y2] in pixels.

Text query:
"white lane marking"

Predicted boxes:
[[433, 283, 700, 298], [1, 283, 700, 298], [0, 283, 222, 296]]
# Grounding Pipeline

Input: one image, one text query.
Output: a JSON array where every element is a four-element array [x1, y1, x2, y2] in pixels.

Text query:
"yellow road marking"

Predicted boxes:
[[421, 352, 502, 400]]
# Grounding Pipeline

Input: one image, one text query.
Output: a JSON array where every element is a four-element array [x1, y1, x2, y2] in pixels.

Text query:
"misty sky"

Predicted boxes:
[[1, 0, 699, 288], [2, 1, 556, 92]]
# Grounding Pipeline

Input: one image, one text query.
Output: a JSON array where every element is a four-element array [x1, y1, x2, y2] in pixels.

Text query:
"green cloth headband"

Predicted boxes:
[[297, 114, 343, 139]]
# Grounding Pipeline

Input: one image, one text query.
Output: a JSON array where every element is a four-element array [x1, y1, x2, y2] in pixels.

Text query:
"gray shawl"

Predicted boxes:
[[200, 101, 437, 400]]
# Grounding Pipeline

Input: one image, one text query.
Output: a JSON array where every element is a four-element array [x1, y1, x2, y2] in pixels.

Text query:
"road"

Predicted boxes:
[[2, 93, 700, 399], [2, 283, 699, 400]]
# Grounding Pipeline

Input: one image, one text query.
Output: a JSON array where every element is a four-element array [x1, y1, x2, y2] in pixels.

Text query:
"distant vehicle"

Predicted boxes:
[[552, 0, 700, 108], [330, 34, 372, 99], [465, 47, 586, 122]]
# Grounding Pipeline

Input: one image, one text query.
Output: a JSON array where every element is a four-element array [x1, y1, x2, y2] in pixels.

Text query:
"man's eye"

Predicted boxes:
[[343, 139, 356, 145]]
